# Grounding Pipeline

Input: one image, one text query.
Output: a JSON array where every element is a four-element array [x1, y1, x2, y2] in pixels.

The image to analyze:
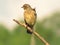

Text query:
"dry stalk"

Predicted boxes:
[[13, 19, 50, 45]]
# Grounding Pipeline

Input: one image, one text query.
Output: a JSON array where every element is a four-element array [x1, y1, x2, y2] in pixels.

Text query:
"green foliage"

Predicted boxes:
[[0, 12, 60, 45]]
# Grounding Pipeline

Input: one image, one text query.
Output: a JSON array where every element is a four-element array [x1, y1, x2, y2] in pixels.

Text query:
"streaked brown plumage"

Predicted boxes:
[[22, 4, 37, 34]]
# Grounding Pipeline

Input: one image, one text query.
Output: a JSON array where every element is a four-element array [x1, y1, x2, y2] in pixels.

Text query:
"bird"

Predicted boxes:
[[22, 4, 37, 34]]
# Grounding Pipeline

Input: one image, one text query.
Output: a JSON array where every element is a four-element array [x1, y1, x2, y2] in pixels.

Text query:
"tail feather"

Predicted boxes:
[[27, 29, 32, 34], [27, 26, 33, 34]]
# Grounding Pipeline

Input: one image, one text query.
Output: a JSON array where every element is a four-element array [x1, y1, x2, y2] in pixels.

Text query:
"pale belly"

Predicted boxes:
[[24, 14, 36, 25]]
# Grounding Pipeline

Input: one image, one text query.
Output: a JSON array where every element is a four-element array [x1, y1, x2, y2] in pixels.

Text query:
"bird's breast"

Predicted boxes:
[[24, 11, 36, 25]]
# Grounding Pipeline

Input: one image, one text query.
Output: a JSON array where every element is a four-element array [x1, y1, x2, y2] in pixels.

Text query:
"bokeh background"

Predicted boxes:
[[0, 0, 60, 45]]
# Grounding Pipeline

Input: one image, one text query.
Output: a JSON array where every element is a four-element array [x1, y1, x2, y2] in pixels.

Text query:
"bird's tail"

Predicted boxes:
[[27, 26, 33, 34]]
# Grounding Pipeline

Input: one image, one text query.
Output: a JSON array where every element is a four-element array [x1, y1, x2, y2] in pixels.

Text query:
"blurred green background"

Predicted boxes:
[[0, 12, 60, 45]]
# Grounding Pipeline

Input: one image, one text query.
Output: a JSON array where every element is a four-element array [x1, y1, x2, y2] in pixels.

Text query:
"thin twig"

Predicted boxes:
[[13, 19, 50, 45]]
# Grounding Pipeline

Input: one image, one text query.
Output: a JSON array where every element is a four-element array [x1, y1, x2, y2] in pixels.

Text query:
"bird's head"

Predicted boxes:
[[21, 4, 31, 10]]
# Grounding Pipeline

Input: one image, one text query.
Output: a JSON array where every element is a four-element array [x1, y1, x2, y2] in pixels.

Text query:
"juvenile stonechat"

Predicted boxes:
[[22, 4, 37, 34]]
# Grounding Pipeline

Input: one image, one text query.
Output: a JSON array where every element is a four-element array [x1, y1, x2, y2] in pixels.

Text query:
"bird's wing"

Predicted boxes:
[[33, 8, 35, 11], [32, 8, 37, 16]]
